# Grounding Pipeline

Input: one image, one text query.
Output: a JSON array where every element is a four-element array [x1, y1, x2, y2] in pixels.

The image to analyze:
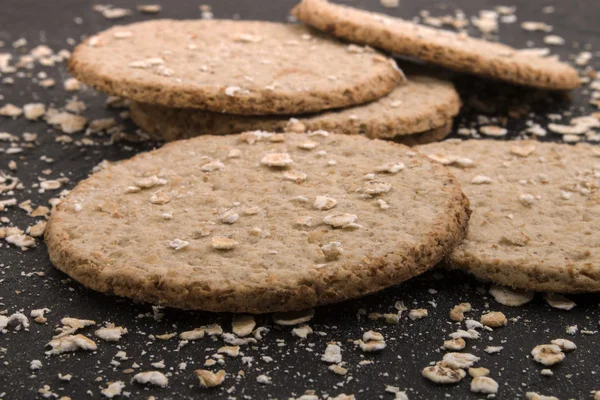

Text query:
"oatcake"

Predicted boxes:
[[292, 0, 580, 90], [418, 139, 600, 293], [45, 132, 470, 313], [129, 75, 460, 142], [68, 19, 404, 115]]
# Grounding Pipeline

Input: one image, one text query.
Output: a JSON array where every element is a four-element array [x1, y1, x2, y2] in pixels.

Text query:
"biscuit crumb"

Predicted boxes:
[[480, 311, 507, 328]]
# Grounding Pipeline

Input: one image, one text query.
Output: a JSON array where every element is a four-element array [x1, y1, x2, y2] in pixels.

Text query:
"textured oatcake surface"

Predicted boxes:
[[392, 120, 453, 147], [129, 75, 460, 141], [292, 0, 580, 90], [418, 139, 600, 293], [45, 132, 470, 313], [68, 19, 404, 115]]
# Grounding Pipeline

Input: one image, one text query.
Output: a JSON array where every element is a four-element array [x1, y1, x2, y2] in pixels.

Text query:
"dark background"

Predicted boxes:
[[0, 1, 599, 399]]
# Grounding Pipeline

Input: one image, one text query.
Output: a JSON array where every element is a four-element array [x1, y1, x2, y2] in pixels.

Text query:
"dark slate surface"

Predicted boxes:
[[0, 1, 599, 399]]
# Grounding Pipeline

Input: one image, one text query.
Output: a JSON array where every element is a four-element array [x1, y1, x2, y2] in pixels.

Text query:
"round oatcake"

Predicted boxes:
[[68, 19, 404, 115], [129, 75, 460, 142], [292, 0, 580, 90], [45, 132, 470, 313], [418, 139, 600, 293]]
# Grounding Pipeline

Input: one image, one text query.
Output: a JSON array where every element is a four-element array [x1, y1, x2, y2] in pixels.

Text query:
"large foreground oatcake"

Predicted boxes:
[[418, 139, 600, 293], [130, 75, 460, 144], [45, 132, 470, 313], [68, 19, 404, 115], [292, 0, 580, 90]]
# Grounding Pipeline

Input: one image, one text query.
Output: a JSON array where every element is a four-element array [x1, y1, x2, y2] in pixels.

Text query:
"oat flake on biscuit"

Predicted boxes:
[[68, 20, 403, 115], [45, 131, 469, 313], [292, 0, 580, 90], [418, 140, 600, 293]]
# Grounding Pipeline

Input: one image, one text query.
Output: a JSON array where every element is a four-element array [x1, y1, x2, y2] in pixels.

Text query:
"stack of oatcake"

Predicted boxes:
[[48, 0, 596, 323], [68, 19, 462, 146]]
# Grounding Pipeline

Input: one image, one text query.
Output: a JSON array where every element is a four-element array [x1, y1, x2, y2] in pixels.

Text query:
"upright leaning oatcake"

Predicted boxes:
[[292, 0, 580, 90], [45, 132, 470, 313], [418, 139, 600, 293], [130, 75, 461, 144], [68, 19, 404, 115]]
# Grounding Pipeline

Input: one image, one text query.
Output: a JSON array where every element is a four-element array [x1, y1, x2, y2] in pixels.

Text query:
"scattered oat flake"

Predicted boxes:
[[551, 338, 576, 352], [489, 285, 534, 306], [422, 363, 466, 384], [480, 311, 507, 328], [471, 376, 499, 394], [450, 303, 471, 322], [0, 103, 23, 117], [544, 35, 565, 45], [132, 371, 168, 387], [526, 393, 559, 400], [544, 293, 576, 310], [480, 125, 507, 137], [469, 367, 489, 377], [196, 369, 226, 388], [46, 334, 97, 355], [292, 324, 313, 339], [408, 309, 428, 320], [273, 309, 314, 326], [101, 381, 125, 398], [531, 344, 565, 366], [23, 103, 46, 120], [548, 123, 588, 135], [100, 7, 132, 19], [256, 374, 272, 384], [232, 315, 255, 337], [137, 4, 161, 13], [444, 338, 466, 351], [484, 345, 504, 354], [218, 345, 240, 357], [95, 325, 128, 342], [179, 328, 205, 341], [328, 364, 348, 375], [521, 21, 553, 32], [322, 344, 342, 363], [442, 352, 480, 369]]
